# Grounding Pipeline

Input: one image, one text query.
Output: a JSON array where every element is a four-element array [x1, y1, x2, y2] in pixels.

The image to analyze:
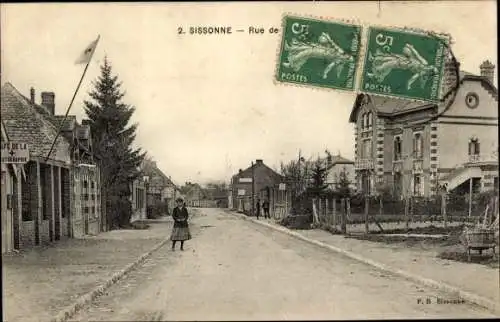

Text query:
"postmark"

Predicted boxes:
[[276, 15, 362, 91], [360, 26, 448, 102]]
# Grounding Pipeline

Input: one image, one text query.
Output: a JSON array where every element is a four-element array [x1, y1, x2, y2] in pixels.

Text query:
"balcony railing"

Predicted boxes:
[[355, 159, 374, 170], [468, 154, 498, 164]]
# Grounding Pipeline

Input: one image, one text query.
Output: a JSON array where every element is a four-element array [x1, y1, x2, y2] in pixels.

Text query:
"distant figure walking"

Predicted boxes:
[[255, 199, 261, 219], [262, 199, 270, 219], [171, 198, 191, 251]]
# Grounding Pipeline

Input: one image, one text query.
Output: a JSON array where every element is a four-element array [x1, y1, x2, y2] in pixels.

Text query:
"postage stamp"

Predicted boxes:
[[275, 15, 362, 91], [360, 26, 448, 102]]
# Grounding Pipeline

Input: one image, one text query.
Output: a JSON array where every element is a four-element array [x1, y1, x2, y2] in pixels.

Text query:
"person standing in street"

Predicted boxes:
[[262, 199, 270, 219], [255, 198, 261, 219], [171, 198, 191, 251]]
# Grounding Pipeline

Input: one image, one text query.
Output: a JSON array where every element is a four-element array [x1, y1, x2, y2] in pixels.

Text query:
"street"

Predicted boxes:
[[70, 208, 494, 321]]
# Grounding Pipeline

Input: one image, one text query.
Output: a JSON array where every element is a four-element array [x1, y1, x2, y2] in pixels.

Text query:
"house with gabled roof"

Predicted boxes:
[[230, 159, 284, 213], [1, 82, 102, 251], [322, 153, 356, 192], [348, 60, 498, 197], [141, 159, 178, 215]]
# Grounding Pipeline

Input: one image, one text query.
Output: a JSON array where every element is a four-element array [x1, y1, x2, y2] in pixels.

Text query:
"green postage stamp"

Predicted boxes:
[[276, 16, 362, 91], [360, 26, 448, 102]]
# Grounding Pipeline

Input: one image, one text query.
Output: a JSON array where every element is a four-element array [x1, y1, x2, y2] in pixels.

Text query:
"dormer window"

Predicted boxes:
[[360, 112, 373, 131]]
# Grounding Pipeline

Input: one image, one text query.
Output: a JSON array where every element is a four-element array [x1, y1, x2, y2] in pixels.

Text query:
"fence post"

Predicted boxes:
[[341, 198, 347, 234], [441, 193, 447, 229], [364, 195, 369, 234], [405, 196, 410, 232], [332, 198, 337, 228], [325, 198, 330, 226]]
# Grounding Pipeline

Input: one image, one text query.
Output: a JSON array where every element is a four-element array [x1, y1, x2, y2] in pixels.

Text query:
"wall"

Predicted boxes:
[[232, 163, 283, 201], [61, 168, 71, 238], [20, 221, 35, 248], [130, 179, 146, 221], [438, 80, 498, 170], [21, 161, 37, 246]]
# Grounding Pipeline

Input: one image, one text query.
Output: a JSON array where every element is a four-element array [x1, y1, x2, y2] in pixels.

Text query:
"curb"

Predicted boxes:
[[233, 212, 500, 314], [50, 237, 171, 322]]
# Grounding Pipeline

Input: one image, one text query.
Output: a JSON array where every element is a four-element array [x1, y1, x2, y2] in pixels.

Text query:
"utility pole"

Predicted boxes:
[[251, 161, 255, 216]]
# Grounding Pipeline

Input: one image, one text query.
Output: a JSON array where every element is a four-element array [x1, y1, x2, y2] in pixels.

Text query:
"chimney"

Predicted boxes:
[[327, 155, 332, 167], [238, 169, 242, 174], [442, 59, 460, 93], [480, 60, 495, 84], [256, 159, 263, 165], [30, 87, 35, 104], [41, 92, 55, 115]]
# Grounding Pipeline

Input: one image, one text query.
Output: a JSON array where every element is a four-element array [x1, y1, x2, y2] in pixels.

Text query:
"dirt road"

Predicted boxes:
[[70, 208, 495, 321]]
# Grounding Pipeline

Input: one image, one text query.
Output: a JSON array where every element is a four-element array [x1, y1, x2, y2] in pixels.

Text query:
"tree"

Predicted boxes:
[[335, 167, 352, 198], [308, 157, 328, 196], [84, 57, 146, 229]]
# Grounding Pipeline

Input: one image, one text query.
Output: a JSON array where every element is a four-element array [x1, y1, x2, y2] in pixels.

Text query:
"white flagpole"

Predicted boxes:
[[45, 35, 100, 162]]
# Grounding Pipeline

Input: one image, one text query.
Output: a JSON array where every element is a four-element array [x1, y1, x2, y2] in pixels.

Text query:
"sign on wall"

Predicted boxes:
[[237, 189, 246, 196], [239, 177, 252, 183], [1, 142, 29, 164]]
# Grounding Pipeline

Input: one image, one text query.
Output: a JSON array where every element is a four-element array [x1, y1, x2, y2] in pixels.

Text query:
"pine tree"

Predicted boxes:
[[309, 157, 328, 196], [84, 57, 146, 229], [335, 167, 352, 198]]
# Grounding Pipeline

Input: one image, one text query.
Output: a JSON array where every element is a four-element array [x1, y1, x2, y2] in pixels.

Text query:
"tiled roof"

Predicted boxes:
[[1, 82, 71, 162], [349, 70, 498, 123], [142, 159, 175, 188], [53, 115, 77, 132], [329, 155, 354, 165]]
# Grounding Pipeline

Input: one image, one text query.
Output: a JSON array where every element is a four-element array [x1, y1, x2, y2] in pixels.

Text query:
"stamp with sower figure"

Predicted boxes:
[[361, 26, 448, 102], [276, 15, 362, 91]]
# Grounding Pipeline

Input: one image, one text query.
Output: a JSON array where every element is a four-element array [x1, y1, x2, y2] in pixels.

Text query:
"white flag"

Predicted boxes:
[[75, 35, 100, 65]]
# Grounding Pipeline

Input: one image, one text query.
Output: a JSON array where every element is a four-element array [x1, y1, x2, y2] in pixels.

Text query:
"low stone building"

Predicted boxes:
[[1, 82, 102, 252]]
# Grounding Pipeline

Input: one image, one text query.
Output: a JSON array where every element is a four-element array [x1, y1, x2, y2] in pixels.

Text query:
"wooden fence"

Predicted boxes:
[[311, 192, 499, 234]]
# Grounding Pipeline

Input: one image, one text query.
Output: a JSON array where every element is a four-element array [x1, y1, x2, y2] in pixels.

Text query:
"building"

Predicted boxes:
[[1, 121, 22, 254], [130, 174, 147, 222], [1, 82, 102, 252], [182, 182, 210, 207], [142, 159, 177, 215], [323, 154, 356, 192], [230, 159, 284, 213], [348, 60, 498, 197]]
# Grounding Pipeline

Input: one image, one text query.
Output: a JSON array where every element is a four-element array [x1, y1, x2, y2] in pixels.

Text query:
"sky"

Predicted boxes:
[[1, 1, 497, 186]]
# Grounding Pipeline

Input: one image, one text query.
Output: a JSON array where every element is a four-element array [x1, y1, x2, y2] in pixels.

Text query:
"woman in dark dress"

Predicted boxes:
[[171, 198, 191, 251]]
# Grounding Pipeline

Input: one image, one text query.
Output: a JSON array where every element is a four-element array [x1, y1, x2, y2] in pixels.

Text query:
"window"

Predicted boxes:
[[394, 136, 402, 161], [468, 138, 480, 156], [413, 132, 423, 159], [413, 174, 423, 196], [367, 112, 373, 129], [361, 139, 372, 159]]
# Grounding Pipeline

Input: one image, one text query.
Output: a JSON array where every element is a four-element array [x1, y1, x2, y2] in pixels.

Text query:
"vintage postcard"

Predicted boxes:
[[1, 1, 498, 321]]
